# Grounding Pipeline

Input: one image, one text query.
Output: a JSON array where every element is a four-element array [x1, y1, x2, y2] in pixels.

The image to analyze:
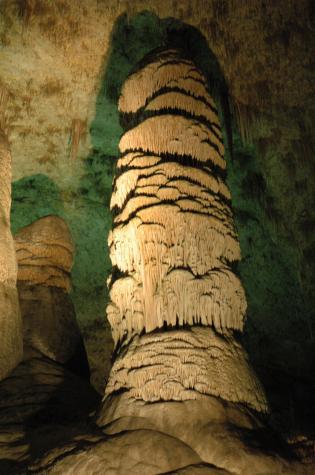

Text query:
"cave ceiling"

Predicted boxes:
[[1, 0, 314, 181]]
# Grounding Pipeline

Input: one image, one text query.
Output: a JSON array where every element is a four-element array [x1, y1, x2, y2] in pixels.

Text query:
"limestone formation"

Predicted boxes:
[[118, 49, 217, 114], [0, 130, 23, 381], [108, 49, 247, 350], [119, 115, 225, 168], [0, 350, 100, 474], [104, 327, 267, 412], [15, 216, 89, 378], [145, 91, 222, 132], [15, 215, 74, 292]]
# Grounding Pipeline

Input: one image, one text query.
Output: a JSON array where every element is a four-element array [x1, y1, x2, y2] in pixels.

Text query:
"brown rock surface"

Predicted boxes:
[[13, 396, 311, 474], [104, 327, 267, 413], [0, 352, 101, 474], [0, 129, 22, 381], [15, 216, 89, 378], [0, 1, 313, 183], [15, 215, 74, 292]]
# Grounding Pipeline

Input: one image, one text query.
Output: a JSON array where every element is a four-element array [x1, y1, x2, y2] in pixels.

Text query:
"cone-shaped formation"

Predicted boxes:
[[15, 215, 74, 292], [0, 130, 23, 381], [105, 327, 268, 413], [15, 216, 89, 378], [108, 49, 244, 345]]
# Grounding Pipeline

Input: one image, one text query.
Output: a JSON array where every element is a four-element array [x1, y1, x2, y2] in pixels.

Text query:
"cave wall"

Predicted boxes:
[[0, 0, 314, 437]]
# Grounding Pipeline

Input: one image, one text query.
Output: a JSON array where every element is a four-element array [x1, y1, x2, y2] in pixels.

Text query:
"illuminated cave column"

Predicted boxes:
[[0, 130, 23, 381], [104, 49, 267, 413]]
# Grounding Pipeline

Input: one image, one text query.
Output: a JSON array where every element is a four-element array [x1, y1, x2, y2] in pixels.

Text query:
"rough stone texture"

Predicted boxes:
[[0, 129, 22, 381], [108, 50, 246, 347], [15, 215, 74, 292], [80, 318, 113, 394], [15, 216, 90, 378], [96, 396, 313, 475], [0, 0, 314, 468], [104, 327, 268, 413], [14, 396, 312, 475], [0, 352, 101, 474], [0, 1, 313, 181]]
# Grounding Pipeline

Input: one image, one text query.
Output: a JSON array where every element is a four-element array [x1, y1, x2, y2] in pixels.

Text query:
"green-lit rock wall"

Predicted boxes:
[[11, 11, 315, 440]]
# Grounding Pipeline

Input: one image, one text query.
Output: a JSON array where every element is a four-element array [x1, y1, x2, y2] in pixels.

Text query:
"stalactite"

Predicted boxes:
[[231, 99, 257, 144], [69, 118, 86, 162], [0, 83, 9, 132], [15, 215, 74, 291], [17, 0, 36, 28]]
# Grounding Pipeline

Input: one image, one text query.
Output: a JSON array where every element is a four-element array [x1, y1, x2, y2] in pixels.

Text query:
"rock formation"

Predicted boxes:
[[0, 216, 98, 473], [23, 49, 311, 475], [0, 352, 100, 474], [91, 49, 310, 474], [15, 215, 74, 292], [0, 129, 22, 381], [104, 48, 266, 412], [15, 215, 89, 378]]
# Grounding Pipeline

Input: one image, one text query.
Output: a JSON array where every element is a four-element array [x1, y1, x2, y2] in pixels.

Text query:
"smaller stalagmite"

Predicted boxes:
[[15, 215, 89, 378], [0, 130, 22, 381], [0, 217, 97, 472]]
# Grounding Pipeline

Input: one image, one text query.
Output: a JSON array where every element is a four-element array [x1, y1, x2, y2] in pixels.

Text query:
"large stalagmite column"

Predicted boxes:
[[0, 130, 23, 381], [101, 49, 267, 414]]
